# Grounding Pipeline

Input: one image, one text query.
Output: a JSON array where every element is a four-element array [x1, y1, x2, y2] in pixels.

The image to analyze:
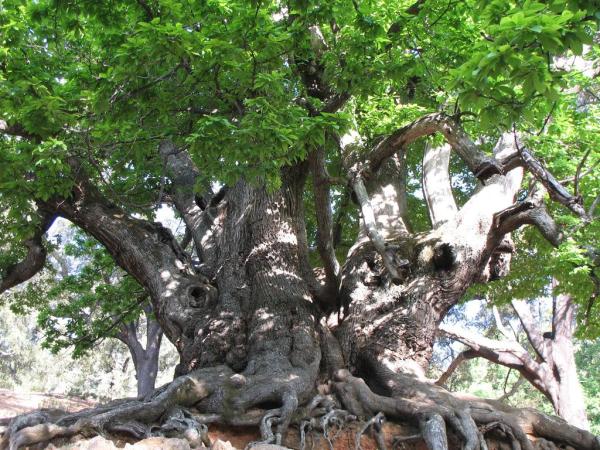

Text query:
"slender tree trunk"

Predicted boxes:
[[118, 312, 163, 398], [135, 352, 160, 399]]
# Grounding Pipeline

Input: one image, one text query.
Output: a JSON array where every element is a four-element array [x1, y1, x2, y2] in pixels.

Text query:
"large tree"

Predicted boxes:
[[1, 1, 599, 449]]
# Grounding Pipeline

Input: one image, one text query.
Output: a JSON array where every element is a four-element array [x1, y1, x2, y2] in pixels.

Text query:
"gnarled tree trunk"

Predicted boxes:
[[1, 125, 597, 450]]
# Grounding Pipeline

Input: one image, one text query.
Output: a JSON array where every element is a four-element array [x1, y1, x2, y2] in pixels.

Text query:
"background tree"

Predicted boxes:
[[9, 229, 164, 398], [432, 299, 600, 434], [0, 300, 163, 401], [440, 295, 589, 429], [1, 1, 599, 449]]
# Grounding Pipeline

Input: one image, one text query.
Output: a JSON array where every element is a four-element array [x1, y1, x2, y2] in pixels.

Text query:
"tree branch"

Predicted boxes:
[[116, 321, 145, 366], [588, 193, 600, 218], [40, 158, 196, 303], [422, 142, 458, 228], [159, 140, 215, 266], [0, 119, 37, 141], [493, 184, 563, 247], [514, 137, 589, 221], [363, 113, 502, 182], [178, 226, 193, 250], [321, 92, 351, 114], [435, 349, 477, 386], [50, 251, 70, 279], [332, 187, 351, 249], [309, 146, 341, 294], [393, 152, 413, 233], [497, 376, 525, 402], [510, 300, 547, 361], [0, 210, 56, 294], [492, 306, 514, 340], [136, 0, 155, 20], [438, 323, 550, 397], [438, 324, 539, 374], [351, 175, 402, 284]]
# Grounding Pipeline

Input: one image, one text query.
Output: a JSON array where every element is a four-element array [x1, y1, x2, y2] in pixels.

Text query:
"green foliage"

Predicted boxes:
[[453, 0, 598, 128], [0, 301, 177, 400], [468, 79, 600, 335], [9, 228, 147, 358], [1, 0, 599, 352]]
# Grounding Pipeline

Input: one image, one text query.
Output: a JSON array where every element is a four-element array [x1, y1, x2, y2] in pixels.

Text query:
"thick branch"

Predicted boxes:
[[493, 185, 563, 247], [422, 142, 458, 228], [159, 144, 229, 279], [40, 158, 197, 316], [516, 144, 589, 220], [438, 324, 541, 383], [309, 146, 341, 294], [0, 210, 56, 294], [159, 141, 208, 261], [364, 113, 501, 181]]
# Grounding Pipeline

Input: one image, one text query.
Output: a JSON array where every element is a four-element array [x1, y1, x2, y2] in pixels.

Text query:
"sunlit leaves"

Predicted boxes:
[[452, 0, 598, 127]]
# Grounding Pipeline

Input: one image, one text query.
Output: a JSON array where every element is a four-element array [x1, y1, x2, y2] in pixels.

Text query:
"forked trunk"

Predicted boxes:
[[338, 137, 524, 381]]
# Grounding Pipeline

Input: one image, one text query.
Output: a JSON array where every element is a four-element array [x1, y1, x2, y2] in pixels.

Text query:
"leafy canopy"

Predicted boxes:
[[0, 0, 599, 333]]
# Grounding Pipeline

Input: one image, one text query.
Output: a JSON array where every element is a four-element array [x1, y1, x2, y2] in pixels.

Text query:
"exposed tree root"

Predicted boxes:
[[355, 412, 386, 450], [332, 368, 600, 450], [1, 365, 232, 450], [1, 365, 599, 450]]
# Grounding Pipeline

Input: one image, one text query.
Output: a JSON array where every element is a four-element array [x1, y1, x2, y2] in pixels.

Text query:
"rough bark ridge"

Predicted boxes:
[[1, 120, 598, 450]]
